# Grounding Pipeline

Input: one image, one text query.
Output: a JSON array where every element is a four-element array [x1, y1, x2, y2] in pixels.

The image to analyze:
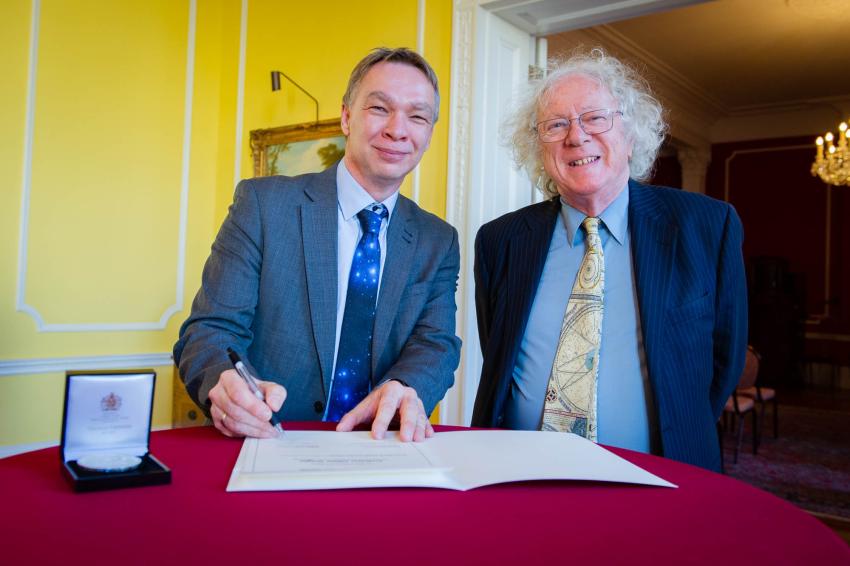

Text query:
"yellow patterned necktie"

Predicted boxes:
[[541, 216, 604, 441]]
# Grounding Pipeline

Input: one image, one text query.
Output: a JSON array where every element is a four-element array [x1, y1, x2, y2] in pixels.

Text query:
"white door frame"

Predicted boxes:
[[441, 1, 535, 426]]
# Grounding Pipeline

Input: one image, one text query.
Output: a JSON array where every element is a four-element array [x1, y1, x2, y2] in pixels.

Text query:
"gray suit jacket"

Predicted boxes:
[[173, 164, 461, 420]]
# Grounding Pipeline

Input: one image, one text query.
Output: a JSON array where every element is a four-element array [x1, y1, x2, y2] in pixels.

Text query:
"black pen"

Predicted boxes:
[[226, 348, 285, 436]]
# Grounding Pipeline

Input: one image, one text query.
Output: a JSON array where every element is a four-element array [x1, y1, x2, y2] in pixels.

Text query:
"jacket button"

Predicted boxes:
[[314, 401, 324, 414]]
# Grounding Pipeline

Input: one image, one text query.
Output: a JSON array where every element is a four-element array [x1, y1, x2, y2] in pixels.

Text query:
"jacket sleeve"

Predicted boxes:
[[172, 179, 264, 414], [709, 203, 748, 419], [474, 226, 493, 355], [379, 226, 462, 415]]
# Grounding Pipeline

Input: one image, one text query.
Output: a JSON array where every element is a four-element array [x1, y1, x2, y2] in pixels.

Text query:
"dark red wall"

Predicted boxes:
[[705, 135, 850, 374]]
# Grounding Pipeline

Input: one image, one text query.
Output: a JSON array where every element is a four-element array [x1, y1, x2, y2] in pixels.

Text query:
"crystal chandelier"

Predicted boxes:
[[812, 120, 850, 186]]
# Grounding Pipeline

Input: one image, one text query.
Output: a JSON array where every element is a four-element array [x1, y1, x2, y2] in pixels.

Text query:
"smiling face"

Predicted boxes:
[[341, 61, 436, 199], [538, 74, 633, 215]]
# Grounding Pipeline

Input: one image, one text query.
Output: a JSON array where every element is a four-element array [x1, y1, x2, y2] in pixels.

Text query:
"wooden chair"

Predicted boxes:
[[737, 346, 777, 450], [719, 346, 760, 469]]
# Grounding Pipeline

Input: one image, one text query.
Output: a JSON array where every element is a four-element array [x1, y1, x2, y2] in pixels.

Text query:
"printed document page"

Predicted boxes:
[[227, 431, 454, 491], [226, 430, 676, 492], [432, 430, 675, 489]]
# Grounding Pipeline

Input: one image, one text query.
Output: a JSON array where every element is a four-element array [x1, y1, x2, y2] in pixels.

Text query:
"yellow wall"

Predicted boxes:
[[0, 0, 452, 447]]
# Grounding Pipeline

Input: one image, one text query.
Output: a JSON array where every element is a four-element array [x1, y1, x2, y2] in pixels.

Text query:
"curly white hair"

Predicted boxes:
[[504, 48, 667, 198]]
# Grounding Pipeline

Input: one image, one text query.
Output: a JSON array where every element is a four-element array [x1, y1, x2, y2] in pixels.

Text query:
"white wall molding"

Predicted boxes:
[[441, 0, 477, 425], [588, 25, 726, 116], [722, 144, 811, 200], [806, 333, 850, 342], [417, 0, 426, 55], [727, 94, 850, 119], [232, 0, 248, 188], [0, 353, 173, 377], [547, 26, 712, 147], [15, 0, 197, 332], [723, 144, 832, 321], [488, 0, 704, 36], [15, 0, 41, 331], [709, 105, 843, 144], [0, 423, 177, 457], [0, 440, 58, 459], [442, 1, 536, 426], [410, 0, 427, 205], [563, 26, 714, 147]]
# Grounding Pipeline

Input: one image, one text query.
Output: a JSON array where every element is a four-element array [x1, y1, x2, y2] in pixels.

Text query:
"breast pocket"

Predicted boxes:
[[665, 292, 714, 389], [667, 292, 713, 326]]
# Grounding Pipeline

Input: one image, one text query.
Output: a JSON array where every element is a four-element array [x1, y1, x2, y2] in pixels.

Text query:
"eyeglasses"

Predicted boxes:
[[535, 109, 622, 142]]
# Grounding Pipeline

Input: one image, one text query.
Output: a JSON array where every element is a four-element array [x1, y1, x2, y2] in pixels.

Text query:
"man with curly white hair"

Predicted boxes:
[[471, 48, 747, 471]]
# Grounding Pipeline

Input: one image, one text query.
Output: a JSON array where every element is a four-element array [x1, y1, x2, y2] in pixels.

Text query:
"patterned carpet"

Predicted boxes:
[[721, 403, 850, 519]]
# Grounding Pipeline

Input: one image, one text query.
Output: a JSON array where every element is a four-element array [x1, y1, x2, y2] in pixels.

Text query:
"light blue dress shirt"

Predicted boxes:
[[505, 186, 656, 452]]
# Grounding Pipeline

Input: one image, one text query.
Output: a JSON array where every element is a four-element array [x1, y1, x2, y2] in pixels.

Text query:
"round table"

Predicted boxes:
[[2, 424, 847, 565]]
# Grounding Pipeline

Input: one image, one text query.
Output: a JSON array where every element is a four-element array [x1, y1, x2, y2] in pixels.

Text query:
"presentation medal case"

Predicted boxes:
[[60, 369, 171, 492]]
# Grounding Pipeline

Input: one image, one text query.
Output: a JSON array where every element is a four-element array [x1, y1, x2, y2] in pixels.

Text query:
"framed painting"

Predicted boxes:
[[250, 118, 346, 177]]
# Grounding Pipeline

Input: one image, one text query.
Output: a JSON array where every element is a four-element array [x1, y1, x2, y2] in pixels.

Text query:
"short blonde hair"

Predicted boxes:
[[343, 47, 440, 122]]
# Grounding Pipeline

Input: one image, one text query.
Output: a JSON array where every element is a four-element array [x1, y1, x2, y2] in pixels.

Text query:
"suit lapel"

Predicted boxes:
[[372, 196, 417, 375], [629, 180, 678, 399], [301, 167, 339, 396], [504, 199, 561, 350]]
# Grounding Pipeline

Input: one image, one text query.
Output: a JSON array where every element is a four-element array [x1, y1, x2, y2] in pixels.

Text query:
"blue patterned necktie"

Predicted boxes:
[[326, 204, 388, 422]]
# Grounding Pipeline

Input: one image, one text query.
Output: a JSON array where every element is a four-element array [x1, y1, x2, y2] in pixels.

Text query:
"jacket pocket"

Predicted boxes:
[[667, 292, 712, 326], [400, 281, 431, 299]]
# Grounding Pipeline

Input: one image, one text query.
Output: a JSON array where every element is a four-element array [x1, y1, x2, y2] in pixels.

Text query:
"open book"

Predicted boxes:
[[226, 430, 676, 491]]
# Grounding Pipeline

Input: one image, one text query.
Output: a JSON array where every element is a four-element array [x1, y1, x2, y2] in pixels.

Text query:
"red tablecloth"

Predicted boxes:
[[2, 424, 847, 565]]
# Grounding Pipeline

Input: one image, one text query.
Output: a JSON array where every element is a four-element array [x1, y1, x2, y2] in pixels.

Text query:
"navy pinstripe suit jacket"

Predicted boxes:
[[472, 180, 748, 471]]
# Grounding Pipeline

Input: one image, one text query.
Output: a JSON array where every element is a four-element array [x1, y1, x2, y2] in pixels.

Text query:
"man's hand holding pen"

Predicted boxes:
[[210, 349, 432, 442], [209, 369, 287, 439]]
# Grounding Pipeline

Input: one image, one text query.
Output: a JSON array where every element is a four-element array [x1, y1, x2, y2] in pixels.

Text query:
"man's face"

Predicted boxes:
[[341, 61, 436, 194], [538, 74, 633, 208]]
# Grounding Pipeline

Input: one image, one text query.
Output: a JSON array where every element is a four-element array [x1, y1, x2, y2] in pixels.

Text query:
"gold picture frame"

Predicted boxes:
[[249, 118, 346, 177]]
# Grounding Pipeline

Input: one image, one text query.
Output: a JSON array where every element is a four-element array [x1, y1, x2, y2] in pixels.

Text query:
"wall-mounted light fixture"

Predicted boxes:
[[271, 71, 319, 126]]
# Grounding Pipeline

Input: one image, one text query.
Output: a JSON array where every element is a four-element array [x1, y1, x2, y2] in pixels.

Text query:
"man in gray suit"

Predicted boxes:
[[174, 48, 460, 442]]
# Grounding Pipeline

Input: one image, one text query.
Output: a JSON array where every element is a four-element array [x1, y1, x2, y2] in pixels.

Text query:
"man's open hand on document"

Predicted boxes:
[[336, 380, 434, 442]]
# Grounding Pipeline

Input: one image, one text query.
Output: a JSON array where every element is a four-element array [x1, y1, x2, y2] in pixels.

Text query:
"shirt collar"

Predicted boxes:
[[559, 184, 629, 248], [336, 160, 399, 221]]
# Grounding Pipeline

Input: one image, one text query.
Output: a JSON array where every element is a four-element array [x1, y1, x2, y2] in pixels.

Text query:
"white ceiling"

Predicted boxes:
[[585, 0, 850, 112], [489, 0, 850, 143], [488, 0, 705, 35], [496, 0, 850, 145]]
